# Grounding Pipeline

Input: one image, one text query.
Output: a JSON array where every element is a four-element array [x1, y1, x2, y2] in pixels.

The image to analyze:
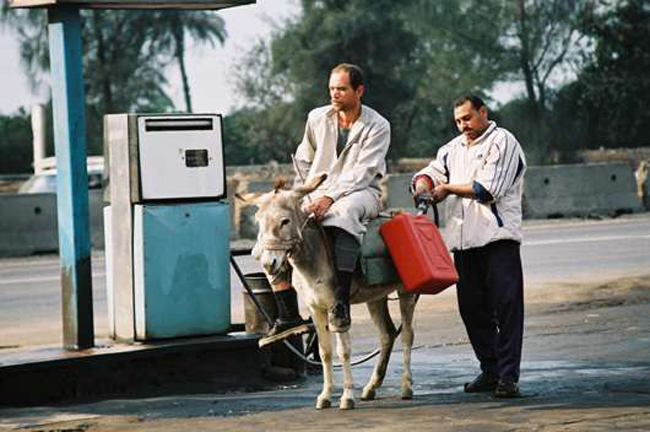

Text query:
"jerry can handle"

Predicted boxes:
[[414, 194, 440, 227]]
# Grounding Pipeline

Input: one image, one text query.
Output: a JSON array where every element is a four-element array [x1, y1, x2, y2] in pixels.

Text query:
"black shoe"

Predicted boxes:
[[464, 372, 499, 393], [258, 318, 314, 348], [329, 301, 351, 333], [493, 378, 521, 398], [266, 318, 307, 338]]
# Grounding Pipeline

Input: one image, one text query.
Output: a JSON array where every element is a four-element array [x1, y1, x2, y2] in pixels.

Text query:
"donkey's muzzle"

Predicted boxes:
[[260, 249, 291, 278]]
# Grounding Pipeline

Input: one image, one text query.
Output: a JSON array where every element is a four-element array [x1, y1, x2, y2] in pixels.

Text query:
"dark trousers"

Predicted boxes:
[[326, 227, 359, 272], [454, 240, 524, 382]]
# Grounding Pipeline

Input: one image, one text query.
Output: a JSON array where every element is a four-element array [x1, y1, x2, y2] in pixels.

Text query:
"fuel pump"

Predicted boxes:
[[104, 114, 230, 342]]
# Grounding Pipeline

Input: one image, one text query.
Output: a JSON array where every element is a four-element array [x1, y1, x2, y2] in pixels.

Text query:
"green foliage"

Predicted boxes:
[[4, 0, 648, 170], [231, 0, 422, 162], [0, 110, 32, 174], [544, 80, 591, 162], [539, 0, 650, 159], [503, 1, 589, 109], [495, 98, 557, 165], [398, 0, 514, 157], [0, 8, 175, 155], [147, 11, 227, 112], [574, 0, 650, 148], [222, 107, 295, 165], [226, 39, 302, 163], [228, 0, 596, 164], [0, 8, 227, 159], [82, 12, 178, 153]]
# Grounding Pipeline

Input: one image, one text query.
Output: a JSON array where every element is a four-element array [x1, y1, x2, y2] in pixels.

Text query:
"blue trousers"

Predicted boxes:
[[454, 240, 524, 382]]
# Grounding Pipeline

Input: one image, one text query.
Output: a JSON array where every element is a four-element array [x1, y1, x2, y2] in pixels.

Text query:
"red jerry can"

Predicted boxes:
[[379, 212, 458, 294]]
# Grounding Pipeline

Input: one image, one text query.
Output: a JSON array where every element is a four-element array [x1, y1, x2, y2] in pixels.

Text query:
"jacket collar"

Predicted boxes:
[[326, 105, 368, 162], [462, 121, 497, 147], [328, 104, 367, 145], [326, 104, 367, 129]]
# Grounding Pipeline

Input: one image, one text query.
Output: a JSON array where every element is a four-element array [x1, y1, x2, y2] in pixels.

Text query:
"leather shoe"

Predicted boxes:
[[464, 372, 499, 393], [266, 317, 308, 338], [493, 378, 521, 398]]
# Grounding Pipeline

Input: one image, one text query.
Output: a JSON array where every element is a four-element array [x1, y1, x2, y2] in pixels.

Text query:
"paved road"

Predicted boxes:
[[522, 215, 650, 285], [1, 214, 649, 347], [2, 255, 649, 431]]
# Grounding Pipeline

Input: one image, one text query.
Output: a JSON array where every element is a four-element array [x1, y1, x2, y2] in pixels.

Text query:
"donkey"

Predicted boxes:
[[244, 174, 417, 410]]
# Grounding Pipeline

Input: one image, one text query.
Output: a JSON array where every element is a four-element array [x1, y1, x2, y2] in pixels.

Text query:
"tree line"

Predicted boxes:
[[1, 0, 649, 174], [0, 5, 225, 173], [227, 0, 650, 165]]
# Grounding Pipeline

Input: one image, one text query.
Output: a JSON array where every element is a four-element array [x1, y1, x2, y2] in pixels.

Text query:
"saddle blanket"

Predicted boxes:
[[359, 213, 400, 286]]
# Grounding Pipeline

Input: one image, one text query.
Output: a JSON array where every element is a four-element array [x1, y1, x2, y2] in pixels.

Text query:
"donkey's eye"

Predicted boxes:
[[280, 218, 291, 227]]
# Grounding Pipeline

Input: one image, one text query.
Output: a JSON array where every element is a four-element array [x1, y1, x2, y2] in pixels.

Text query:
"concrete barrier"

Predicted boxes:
[[1, 162, 646, 256], [0, 193, 58, 256], [232, 179, 275, 240], [524, 162, 644, 219], [226, 165, 644, 235], [0, 190, 105, 257]]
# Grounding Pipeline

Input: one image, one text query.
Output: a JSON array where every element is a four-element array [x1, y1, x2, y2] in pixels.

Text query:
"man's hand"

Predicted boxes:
[[305, 196, 334, 221], [432, 184, 450, 203]]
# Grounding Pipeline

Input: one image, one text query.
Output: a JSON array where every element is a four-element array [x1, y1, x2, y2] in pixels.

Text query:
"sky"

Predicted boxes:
[[0, 0, 299, 116]]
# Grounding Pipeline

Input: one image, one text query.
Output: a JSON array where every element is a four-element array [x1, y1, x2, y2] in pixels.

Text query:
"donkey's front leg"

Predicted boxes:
[[335, 331, 355, 410], [312, 309, 333, 409], [399, 292, 417, 399], [361, 298, 396, 401]]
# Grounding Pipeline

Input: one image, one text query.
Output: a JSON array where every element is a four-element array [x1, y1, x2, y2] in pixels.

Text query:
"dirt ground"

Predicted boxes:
[[1, 274, 649, 431]]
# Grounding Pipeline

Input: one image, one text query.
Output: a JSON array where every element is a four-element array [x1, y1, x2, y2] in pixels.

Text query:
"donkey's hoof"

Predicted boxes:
[[401, 388, 414, 400], [316, 398, 332, 410], [339, 398, 355, 410], [360, 388, 376, 401]]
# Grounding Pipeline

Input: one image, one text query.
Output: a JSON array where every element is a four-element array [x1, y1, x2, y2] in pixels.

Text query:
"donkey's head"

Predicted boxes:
[[242, 174, 327, 277]]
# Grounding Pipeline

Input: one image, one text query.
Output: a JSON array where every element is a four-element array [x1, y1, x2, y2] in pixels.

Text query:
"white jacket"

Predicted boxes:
[[295, 104, 389, 200], [414, 121, 526, 251], [294, 104, 390, 240]]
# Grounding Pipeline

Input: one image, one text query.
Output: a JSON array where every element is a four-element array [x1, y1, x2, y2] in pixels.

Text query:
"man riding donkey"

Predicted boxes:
[[259, 63, 390, 345]]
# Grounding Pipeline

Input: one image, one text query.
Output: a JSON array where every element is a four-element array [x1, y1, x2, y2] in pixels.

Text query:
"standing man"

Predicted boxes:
[[412, 96, 526, 398], [264, 63, 390, 341]]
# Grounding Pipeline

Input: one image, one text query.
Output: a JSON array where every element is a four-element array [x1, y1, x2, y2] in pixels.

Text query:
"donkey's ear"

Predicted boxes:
[[236, 192, 264, 204], [293, 173, 327, 198]]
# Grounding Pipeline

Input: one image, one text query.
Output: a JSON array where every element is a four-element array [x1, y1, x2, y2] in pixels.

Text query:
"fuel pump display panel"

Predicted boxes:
[[137, 115, 225, 200], [185, 149, 209, 167]]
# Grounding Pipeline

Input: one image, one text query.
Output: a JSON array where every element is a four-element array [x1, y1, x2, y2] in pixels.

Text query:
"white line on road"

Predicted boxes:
[[0, 258, 106, 271], [0, 272, 106, 286], [526, 234, 650, 246]]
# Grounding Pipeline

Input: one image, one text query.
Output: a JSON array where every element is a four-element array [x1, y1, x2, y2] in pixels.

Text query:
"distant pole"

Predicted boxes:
[[31, 104, 46, 174], [47, 5, 95, 350]]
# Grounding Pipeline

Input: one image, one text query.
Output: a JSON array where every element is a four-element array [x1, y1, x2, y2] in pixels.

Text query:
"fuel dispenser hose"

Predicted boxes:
[[230, 253, 418, 368], [230, 201, 436, 368]]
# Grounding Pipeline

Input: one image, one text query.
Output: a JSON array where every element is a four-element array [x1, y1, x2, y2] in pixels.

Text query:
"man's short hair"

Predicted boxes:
[[331, 63, 365, 90], [454, 95, 486, 111]]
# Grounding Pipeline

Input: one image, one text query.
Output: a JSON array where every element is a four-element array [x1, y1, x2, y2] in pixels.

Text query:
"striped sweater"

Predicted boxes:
[[413, 121, 527, 251]]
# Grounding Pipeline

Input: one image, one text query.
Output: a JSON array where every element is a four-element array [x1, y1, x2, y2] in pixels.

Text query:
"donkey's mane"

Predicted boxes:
[[274, 177, 291, 193]]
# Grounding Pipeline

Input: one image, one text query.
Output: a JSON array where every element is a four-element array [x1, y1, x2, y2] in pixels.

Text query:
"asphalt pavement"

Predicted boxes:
[[1, 272, 649, 431], [1, 214, 650, 431], [1, 214, 649, 348]]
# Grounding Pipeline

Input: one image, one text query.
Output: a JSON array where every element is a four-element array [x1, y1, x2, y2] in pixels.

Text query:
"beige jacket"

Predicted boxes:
[[294, 104, 390, 240]]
